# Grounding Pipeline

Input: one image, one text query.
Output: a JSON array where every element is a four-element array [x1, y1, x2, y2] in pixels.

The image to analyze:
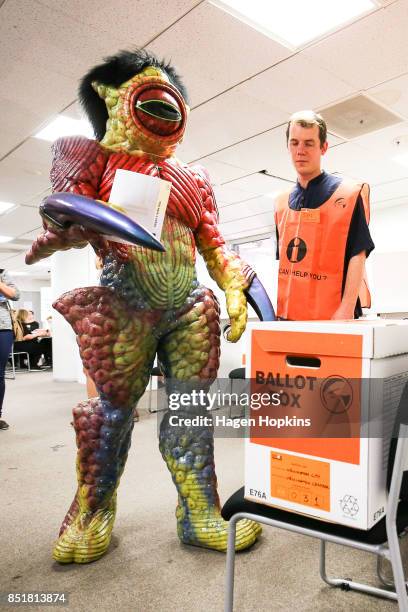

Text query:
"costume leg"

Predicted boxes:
[[158, 286, 261, 551], [53, 286, 158, 563]]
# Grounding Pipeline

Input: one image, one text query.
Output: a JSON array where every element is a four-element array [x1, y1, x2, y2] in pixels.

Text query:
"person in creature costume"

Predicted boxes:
[[26, 49, 274, 564]]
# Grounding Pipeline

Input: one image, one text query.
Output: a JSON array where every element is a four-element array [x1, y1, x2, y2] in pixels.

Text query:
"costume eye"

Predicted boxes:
[[133, 87, 183, 136], [135, 100, 181, 122]]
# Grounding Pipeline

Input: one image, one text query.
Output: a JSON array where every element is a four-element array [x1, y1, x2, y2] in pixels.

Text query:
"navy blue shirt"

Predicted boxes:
[[275, 171, 375, 317]]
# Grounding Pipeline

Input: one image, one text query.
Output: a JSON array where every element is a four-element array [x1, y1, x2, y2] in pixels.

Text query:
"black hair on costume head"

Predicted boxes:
[[78, 48, 189, 141]]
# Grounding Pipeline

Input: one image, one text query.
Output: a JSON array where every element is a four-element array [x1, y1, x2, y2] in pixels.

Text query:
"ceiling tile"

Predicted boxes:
[[0, 157, 50, 203], [222, 223, 274, 242], [188, 157, 249, 184], [211, 125, 297, 179], [0, 206, 43, 238], [35, 0, 199, 49], [6, 138, 53, 169], [182, 86, 287, 160], [372, 195, 408, 210], [213, 184, 256, 205], [219, 211, 274, 234], [371, 177, 408, 202], [243, 54, 355, 115], [368, 73, 408, 121], [324, 141, 408, 185], [302, 1, 408, 91], [148, 1, 292, 107], [226, 173, 292, 195], [219, 195, 275, 224], [351, 121, 408, 162]]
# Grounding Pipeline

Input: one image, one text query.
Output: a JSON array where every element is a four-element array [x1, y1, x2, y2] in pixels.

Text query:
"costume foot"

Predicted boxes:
[[59, 492, 80, 536], [177, 507, 261, 552], [53, 496, 116, 564]]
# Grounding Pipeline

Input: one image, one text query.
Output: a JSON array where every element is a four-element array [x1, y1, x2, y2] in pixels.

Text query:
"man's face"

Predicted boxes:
[[288, 123, 328, 178]]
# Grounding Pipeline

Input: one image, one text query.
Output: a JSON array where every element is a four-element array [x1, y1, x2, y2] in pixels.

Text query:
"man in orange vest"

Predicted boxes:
[[275, 110, 374, 321]]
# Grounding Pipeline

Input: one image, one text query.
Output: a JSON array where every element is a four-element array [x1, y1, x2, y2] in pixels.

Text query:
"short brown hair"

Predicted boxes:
[[286, 110, 327, 146]]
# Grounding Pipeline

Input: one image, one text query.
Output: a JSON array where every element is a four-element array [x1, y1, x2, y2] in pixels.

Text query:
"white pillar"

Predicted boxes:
[[50, 246, 99, 382]]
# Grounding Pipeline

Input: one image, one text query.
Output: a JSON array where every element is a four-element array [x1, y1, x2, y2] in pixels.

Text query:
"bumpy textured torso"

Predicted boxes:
[[98, 154, 205, 310]]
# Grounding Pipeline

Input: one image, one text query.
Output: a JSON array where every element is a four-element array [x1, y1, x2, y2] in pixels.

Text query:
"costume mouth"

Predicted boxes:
[[133, 87, 184, 137]]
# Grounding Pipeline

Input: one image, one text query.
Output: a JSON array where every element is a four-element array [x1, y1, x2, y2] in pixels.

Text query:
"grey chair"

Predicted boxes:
[[5, 350, 16, 379], [6, 346, 31, 378], [222, 386, 408, 611], [228, 367, 246, 419]]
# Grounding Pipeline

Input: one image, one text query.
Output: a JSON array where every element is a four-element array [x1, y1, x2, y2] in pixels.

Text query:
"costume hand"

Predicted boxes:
[[225, 287, 247, 342], [26, 222, 106, 265]]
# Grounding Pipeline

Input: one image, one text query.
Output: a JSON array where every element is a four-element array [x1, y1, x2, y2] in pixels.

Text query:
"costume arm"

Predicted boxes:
[[193, 166, 255, 342], [332, 250, 366, 320], [26, 137, 109, 264]]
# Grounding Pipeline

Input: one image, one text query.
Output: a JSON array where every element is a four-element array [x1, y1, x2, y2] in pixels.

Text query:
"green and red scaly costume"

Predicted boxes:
[[26, 59, 261, 563]]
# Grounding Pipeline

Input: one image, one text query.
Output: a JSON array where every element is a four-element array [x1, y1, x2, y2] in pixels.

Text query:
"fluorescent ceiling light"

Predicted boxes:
[[393, 153, 408, 168], [0, 235, 13, 243], [210, 0, 377, 48], [0, 201, 16, 215], [34, 115, 94, 142], [9, 271, 29, 276]]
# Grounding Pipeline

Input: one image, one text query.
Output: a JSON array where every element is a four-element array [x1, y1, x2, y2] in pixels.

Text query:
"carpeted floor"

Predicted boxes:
[[0, 372, 403, 611]]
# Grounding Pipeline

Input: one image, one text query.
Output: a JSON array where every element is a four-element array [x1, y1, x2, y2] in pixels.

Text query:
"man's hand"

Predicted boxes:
[[225, 287, 248, 342], [331, 304, 355, 320], [331, 250, 366, 321]]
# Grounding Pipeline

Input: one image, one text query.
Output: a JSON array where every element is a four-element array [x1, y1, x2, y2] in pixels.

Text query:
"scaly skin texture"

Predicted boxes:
[[28, 61, 261, 563], [96, 67, 186, 158], [158, 289, 261, 550], [54, 396, 129, 564]]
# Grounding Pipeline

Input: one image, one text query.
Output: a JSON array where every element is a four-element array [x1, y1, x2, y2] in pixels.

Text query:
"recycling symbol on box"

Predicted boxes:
[[340, 494, 359, 517]]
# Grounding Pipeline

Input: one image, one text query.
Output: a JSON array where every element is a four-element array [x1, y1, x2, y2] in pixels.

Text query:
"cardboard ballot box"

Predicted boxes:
[[245, 320, 408, 529]]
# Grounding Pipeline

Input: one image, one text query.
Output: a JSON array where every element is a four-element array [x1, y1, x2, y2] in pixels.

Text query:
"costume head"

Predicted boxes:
[[79, 49, 190, 157]]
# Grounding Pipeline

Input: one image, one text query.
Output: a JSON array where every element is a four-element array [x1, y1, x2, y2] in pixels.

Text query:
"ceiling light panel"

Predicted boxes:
[[34, 115, 94, 142], [210, 0, 378, 49], [0, 201, 16, 215]]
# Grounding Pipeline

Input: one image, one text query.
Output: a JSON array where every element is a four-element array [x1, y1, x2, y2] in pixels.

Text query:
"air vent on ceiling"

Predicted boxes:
[[319, 94, 403, 139]]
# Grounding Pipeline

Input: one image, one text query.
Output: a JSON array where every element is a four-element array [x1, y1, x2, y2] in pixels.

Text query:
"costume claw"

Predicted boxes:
[[53, 495, 117, 564], [177, 507, 261, 552]]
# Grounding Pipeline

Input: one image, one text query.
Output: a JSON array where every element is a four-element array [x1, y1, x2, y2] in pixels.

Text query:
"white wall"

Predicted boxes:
[[367, 202, 408, 313], [51, 246, 99, 382], [12, 277, 50, 291], [11, 277, 50, 321]]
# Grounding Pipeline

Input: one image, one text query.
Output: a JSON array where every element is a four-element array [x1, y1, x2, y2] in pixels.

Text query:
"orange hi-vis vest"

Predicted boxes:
[[275, 180, 370, 321]]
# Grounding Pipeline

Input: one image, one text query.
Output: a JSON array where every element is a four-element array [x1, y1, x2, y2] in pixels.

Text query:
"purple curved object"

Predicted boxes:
[[40, 192, 165, 252], [245, 276, 276, 321]]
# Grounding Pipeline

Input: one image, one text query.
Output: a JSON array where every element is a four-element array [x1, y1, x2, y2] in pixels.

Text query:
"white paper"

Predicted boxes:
[[107, 169, 171, 244]]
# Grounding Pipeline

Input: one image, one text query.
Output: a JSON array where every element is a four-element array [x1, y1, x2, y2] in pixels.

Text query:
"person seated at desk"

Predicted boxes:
[[14, 309, 52, 369]]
